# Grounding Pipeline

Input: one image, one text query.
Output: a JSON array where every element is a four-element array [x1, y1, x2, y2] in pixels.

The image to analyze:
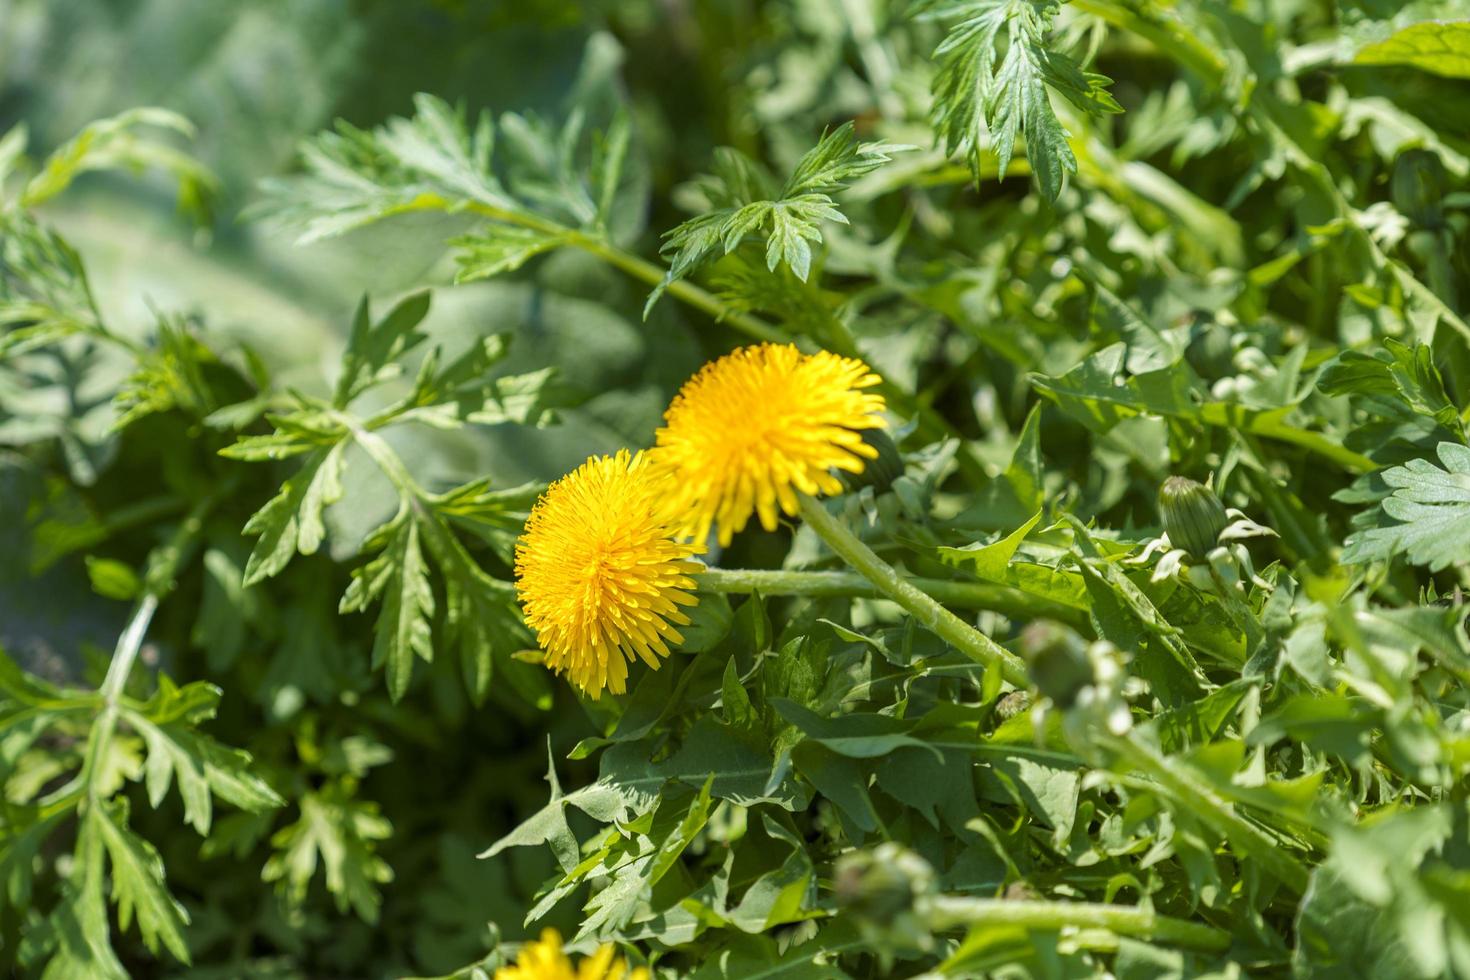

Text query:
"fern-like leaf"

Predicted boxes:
[[649, 122, 907, 314], [915, 0, 1120, 200]]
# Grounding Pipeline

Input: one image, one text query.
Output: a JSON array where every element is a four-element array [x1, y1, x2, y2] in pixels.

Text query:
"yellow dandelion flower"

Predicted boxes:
[[515, 450, 702, 698], [495, 929, 649, 980], [650, 343, 886, 546]]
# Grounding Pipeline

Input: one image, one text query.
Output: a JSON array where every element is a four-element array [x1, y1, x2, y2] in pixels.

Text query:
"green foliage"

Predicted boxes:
[[0, 634, 280, 975], [4, 107, 214, 216], [1341, 441, 1470, 570], [914, 0, 1121, 199], [1355, 20, 1470, 78], [652, 123, 907, 308], [221, 290, 551, 702], [263, 786, 395, 923], [0, 212, 100, 359], [1319, 337, 1466, 446], [6, 2, 1470, 978], [250, 42, 641, 288]]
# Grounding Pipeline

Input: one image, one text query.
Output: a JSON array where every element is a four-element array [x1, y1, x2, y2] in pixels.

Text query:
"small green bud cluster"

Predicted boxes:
[[1019, 620, 1094, 710], [834, 843, 937, 957], [1021, 621, 1132, 739]]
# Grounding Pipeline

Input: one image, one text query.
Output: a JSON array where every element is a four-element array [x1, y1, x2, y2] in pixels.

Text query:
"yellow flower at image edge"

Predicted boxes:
[[515, 450, 701, 698], [651, 343, 886, 546], [495, 929, 648, 980]]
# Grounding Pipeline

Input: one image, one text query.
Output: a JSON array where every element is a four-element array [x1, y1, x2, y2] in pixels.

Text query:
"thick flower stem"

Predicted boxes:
[[1207, 564, 1265, 663], [697, 567, 1085, 628], [927, 897, 1231, 953], [797, 496, 1029, 686]]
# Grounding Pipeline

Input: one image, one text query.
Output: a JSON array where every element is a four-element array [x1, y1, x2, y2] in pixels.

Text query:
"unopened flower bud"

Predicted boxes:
[[1019, 620, 1093, 709], [834, 843, 934, 919], [1159, 476, 1228, 559], [834, 844, 936, 955]]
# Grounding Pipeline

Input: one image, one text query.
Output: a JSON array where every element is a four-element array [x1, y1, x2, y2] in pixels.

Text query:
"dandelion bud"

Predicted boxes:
[[834, 844, 936, 954], [1018, 620, 1092, 709], [1159, 476, 1227, 559]]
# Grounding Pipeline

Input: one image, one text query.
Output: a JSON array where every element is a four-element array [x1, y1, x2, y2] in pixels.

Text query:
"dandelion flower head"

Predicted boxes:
[[651, 343, 885, 546], [515, 450, 701, 698], [494, 929, 648, 980]]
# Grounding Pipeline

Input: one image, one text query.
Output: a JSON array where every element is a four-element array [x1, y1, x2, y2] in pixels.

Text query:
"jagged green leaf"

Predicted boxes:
[[1343, 442, 1470, 570], [263, 787, 395, 924], [915, 0, 1119, 199], [1356, 21, 1470, 79], [90, 802, 191, 964], [651, 123, 907, 310]]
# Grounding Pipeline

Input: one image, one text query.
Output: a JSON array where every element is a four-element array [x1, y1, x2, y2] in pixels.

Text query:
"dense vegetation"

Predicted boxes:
[[5, 1, 1470, 977]]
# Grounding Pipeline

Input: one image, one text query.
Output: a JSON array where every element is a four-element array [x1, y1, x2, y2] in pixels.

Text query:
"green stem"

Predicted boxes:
[[98, 595, 159, 705], [343, 422, 424, 496], [565, 229, 791, 344], [797, 495, 1029, 686], [79, 594, 159, 808], [97, 494, 189, 540], [1197, 406, 1374, 474], [77, 493, 218, 807], [926, 896, 1231, 953], [697, 567, 1085, 628], [1207, 563, 1265, 666], [463, 202, 786, 345], [1070, 0, 1226, 83]]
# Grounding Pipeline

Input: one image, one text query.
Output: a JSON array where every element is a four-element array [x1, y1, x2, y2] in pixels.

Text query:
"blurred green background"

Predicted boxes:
[[3, 0, 713, 476]]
